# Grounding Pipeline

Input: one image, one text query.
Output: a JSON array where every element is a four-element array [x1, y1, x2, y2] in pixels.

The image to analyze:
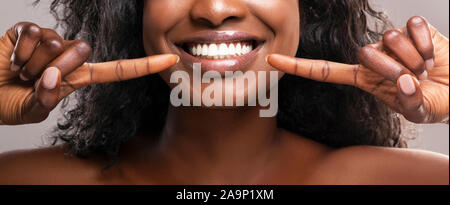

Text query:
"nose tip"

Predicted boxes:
[[190, 0, 247, 27]]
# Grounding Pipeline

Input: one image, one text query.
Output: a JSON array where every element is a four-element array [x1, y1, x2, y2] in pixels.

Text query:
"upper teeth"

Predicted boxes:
[[189, 42, 253, 59]]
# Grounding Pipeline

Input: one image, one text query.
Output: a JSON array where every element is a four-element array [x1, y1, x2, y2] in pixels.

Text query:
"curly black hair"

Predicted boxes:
[[41, 0, 405, 167]]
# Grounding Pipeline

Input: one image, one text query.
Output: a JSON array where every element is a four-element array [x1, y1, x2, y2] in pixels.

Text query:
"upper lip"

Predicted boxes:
[[174, 31, 264, 45]]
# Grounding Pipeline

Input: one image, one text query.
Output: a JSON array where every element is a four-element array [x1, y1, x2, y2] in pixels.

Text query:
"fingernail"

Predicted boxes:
[[412, 76, 421, 86], [42, 67, 59, 90], [19, 73, 29, 81], [10, 63, 20, 72], [176, 55, 180, 64], [265, 55, 270, 63], [399, 75, 416, 96], [418, 70, 428, 80], [425, 59, 434, 71]]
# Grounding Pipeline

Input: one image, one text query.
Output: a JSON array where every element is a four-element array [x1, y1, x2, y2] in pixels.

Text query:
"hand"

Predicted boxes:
[[0, 22, 179, 125], [267, 16, 449, 124]]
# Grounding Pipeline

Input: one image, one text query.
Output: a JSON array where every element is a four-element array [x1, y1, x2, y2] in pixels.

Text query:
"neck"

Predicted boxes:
[[154, 105, 280, 184]]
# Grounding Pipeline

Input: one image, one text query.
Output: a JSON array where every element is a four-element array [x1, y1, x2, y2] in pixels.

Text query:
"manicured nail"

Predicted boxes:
[[42, 67, 59, 90], [412, 76, 421, 86], [20, 73, 30, 81], [425, 59, 434, 71], [399, 75, 416, 96], [418, 70, 428, 80], [10, 63, 20, 72]]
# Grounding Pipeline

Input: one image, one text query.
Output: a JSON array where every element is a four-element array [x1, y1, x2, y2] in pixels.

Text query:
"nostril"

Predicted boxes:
[[190, 0, 247, 27], [193, 15, 241, 28], [222, 16, 240, 24], [195, 18, 221, 28]]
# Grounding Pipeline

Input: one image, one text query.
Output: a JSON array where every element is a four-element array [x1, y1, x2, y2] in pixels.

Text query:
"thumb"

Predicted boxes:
[[36, 67, 61, 110], [396, 74, 426, 123], [267, 54, 361, 86]]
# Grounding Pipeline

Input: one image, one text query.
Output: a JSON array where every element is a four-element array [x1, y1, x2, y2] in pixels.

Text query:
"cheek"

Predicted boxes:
[[142, 0, 188, 55], [249, 0, 300, 56]]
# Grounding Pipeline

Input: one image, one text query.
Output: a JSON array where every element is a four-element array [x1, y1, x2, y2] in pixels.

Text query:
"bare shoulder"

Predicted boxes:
[[313, 145, 449, 185], [277, 129, 448, 185], [0, 145, 108, 185]]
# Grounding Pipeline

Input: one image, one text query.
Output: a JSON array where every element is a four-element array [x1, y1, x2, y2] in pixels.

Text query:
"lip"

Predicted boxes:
[[173, 31, 264, 73]]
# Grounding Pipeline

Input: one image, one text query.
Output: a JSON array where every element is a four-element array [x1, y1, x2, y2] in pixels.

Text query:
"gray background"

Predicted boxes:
[[0, 0, 448, 155]]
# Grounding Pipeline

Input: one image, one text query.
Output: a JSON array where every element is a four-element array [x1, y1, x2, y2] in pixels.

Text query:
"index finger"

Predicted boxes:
[[61, 54, 179, 96], [267, 54, 361, 86]]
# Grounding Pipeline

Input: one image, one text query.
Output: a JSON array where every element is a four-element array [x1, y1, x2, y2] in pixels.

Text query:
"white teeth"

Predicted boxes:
[[236, 43, 242, 56], [228, 44, 236, 57], [242, 45, 248, 54], [191, 46, 197, 56], [219, 43, 229, 58], [208, 44, 218, 58], [242, 45, 252, 55], [196, 44, 202, 55], [201, 44, 209, 56], [188, 42, 254, 59]]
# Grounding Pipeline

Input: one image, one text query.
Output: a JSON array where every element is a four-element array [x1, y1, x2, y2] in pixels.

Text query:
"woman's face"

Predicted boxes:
[[142, 0, 300, 107]]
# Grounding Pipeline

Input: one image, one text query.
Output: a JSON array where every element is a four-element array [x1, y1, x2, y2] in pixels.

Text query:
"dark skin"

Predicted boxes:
[[0, 0, 448, 185]]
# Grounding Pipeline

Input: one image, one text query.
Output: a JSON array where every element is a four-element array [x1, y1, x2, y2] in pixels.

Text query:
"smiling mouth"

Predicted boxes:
[[174, 31, 264, 72], [179, 40, 259, 60]]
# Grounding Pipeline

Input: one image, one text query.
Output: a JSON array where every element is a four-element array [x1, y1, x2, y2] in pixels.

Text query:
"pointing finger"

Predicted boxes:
[[267, 54, 362, 86], [60, 54, 179, 98]]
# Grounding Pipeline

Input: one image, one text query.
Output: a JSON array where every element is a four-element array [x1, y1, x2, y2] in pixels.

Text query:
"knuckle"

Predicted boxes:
[[72, 40, 93, 59], [44, 28, 59, 37], [383, 30, 402, 43], [42, 38, 64, 54], [358, 45, 372, 61], [21, 23, 42, 39]]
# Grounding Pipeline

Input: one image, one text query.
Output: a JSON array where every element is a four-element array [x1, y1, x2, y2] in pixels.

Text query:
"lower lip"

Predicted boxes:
[[177, 45, 262, 73]]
